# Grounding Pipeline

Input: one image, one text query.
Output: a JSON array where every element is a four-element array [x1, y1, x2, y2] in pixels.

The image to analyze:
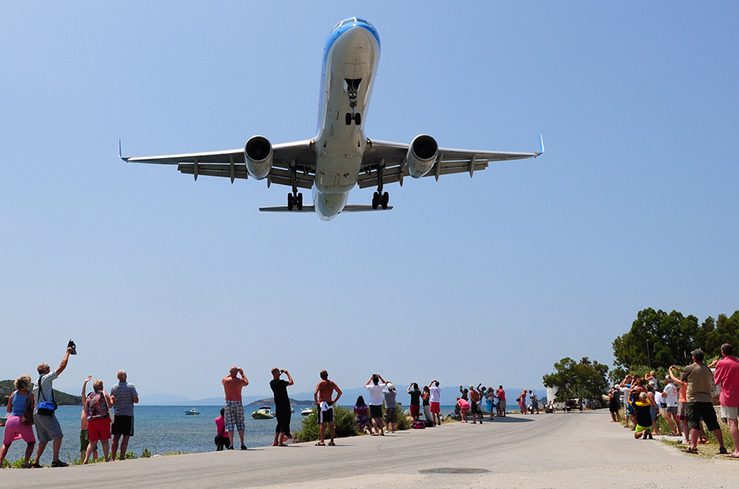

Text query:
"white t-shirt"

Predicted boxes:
[[366, 383, 385, 406], [663, 383, 678, 407], [429, 385, 441, 403]]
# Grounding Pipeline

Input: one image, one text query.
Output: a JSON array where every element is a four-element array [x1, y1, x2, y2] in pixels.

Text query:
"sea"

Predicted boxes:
[[1, 404, 458, 465]]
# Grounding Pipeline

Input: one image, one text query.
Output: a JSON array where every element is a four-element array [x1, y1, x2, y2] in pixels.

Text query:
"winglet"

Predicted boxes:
[[539, 134, 545, 155], [118, 139, 128, 161]]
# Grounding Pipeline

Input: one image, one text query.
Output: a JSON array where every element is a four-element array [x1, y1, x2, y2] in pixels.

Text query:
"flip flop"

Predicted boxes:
[[726, 453, 739, 459], [315, 442, 325, 446], [682, 447, 698, 454], [328, 441, 335, 446]]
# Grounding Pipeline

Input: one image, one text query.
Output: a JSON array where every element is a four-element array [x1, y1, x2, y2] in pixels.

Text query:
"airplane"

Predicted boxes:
[[121, 17, 543, 221]]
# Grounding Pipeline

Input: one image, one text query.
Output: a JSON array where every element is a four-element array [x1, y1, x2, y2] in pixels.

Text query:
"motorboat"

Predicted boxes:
[[185, 408, 200, 416], [251, 406, 274, 419], [300, 407, 314, 416]]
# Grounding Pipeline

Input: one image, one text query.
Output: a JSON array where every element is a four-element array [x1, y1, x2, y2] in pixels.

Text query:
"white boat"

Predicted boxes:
[[300, 407, 314, 416], [251, 406, 274, 419], [185, 408, 199, 416]]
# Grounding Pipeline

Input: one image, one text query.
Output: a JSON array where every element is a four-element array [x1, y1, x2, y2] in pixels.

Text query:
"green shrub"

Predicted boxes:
[[294, 405, 358, 442]]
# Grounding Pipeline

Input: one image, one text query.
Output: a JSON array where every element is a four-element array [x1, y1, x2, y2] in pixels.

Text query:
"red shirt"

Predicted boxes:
[[714, 355, 739, 407]]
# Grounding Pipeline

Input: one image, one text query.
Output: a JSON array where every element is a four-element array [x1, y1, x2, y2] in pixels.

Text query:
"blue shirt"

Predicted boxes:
[[111, 382, 138, 416]]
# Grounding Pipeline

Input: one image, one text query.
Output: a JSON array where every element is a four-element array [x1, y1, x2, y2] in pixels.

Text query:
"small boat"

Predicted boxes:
[[251, 406, 274, 419], [300, 407, 314, 416], [185, 408, 200, 416], [0, 416, 6, 426]]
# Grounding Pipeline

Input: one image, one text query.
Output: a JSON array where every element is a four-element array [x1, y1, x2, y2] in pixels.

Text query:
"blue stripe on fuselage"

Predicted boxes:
[[317, 18, 380, 130]]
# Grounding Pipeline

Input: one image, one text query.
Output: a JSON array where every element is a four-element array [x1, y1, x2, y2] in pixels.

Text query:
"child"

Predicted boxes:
[[634, 392, 653, 440]]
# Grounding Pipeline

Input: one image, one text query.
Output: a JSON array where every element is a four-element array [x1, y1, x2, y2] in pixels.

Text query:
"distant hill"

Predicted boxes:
[[1, 379, 82, 406], [246, 398, 314, 407]]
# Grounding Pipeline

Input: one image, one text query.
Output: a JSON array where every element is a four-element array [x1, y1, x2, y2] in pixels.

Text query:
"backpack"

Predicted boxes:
[[411, 420, 425, 429]]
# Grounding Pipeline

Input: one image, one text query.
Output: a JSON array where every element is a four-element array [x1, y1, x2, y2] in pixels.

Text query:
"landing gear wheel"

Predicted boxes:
[[287, 193, 294, 210], [381, 192, 389, 209], [355, 113, 361, 125], [297, 192, 303, 210], [372, 191, 379, 210], [346, 113, 352, 125]]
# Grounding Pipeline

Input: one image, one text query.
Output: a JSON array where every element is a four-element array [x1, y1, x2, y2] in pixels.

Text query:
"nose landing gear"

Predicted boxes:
[[344, 78, 362, 126]]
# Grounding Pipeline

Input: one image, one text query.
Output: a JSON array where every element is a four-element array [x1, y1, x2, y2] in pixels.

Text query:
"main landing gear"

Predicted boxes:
[[372, 191, 389, 210], [287, 192, 303, 211], [372, 164, 389, 209]]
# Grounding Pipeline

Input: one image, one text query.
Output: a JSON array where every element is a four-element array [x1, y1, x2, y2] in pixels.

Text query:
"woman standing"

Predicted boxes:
[[82, 376, 113, 463], [518, 389, 528, 414], [0, 374, 36, 468], [485, 387, 495, 420], [422, 386, 432, 424]]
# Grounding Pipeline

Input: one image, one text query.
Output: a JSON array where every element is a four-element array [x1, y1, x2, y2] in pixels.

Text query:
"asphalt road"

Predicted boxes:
[[2, 411, 736, 488]]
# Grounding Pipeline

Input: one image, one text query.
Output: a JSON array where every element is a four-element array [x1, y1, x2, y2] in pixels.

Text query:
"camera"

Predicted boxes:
[[68, 339, 77, 355]]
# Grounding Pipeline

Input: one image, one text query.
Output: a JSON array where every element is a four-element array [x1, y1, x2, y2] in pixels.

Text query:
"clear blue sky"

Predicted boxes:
[[2, 2, 737, 401]]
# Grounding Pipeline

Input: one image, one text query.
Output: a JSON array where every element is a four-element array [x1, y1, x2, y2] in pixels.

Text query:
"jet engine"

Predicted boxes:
[[406, 134, 438, 178], [244, 135, 273, 180]]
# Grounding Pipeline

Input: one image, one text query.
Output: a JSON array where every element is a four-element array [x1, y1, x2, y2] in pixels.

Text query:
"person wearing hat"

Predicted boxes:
[[383, 382, 398, 433], [680, 348, 727, 454]]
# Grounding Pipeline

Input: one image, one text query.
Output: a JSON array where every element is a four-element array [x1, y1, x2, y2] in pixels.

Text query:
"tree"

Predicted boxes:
[[542, 357, 609, 402], [612, 309, 739, 371]]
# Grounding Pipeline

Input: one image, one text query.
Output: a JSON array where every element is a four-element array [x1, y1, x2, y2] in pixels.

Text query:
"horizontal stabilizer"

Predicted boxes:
[[259, 206, 316, 213], [258, 205, 393, 213]]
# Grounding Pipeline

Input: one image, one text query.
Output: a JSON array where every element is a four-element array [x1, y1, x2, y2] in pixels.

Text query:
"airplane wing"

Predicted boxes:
[[356, 138, 543, 189], [121, 140, 317, 189]]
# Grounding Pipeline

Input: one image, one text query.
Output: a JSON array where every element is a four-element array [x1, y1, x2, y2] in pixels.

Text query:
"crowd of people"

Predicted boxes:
[[610, 343, 739, 458], [1, 346, 139, 468]]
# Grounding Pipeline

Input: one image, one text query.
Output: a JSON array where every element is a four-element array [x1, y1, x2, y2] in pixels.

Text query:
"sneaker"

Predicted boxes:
[[240, 445, 247, 450], [51, 460, 69, 467]]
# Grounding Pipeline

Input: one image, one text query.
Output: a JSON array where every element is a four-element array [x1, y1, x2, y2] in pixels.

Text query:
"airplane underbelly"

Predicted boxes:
[[314, 152, 360, 193]]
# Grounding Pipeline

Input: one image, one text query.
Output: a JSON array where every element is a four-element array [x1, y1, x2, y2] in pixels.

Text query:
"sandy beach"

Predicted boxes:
[[1, 410, 736, 488]]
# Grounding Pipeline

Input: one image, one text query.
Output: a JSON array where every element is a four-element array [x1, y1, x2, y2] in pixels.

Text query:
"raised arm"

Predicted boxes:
[[81, 375, 92, 409], [57, 347, 73, 375], [284, 369, 294, 386]]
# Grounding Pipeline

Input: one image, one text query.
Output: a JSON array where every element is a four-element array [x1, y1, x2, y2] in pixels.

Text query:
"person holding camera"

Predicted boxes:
[[33, 346, 73, 467], [270, 368, 294, 446], [222, 366, 249, 450]]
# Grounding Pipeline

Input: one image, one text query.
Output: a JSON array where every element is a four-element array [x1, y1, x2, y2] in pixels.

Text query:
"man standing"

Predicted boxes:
[[110, 369, 139, 461], [713, 343, 739, 458], [681, 348, 727, 455], [429, 380, 441, 426], [33, 346, 73, 467], [270, 367, 294, 447], [313, 370, 342, 446], [222, 366, 249, 450], [497, 385, 506, 417], [365, 374, 387, 435]]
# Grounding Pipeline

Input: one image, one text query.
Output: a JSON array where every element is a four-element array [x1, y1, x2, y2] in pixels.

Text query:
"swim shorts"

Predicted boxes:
[[224, 401, 245, 432], [430, 402, 440, 414]]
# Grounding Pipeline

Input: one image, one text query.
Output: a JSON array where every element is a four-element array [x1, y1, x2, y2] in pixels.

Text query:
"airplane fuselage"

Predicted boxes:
[[312, 19, 380, 220]]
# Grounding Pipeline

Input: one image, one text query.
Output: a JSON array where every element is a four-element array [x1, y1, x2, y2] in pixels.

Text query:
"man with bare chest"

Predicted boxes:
[[313, 370, 342, 446], [222, 366, 249, 450]]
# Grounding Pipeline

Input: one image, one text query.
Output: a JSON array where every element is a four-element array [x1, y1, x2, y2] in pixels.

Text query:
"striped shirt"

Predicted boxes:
[[111, 382, 138, 416]]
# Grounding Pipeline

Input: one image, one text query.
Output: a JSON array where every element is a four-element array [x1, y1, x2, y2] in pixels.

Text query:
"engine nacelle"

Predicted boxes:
[[244, 135, 273, 180], [406, 134, 438, 178]]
